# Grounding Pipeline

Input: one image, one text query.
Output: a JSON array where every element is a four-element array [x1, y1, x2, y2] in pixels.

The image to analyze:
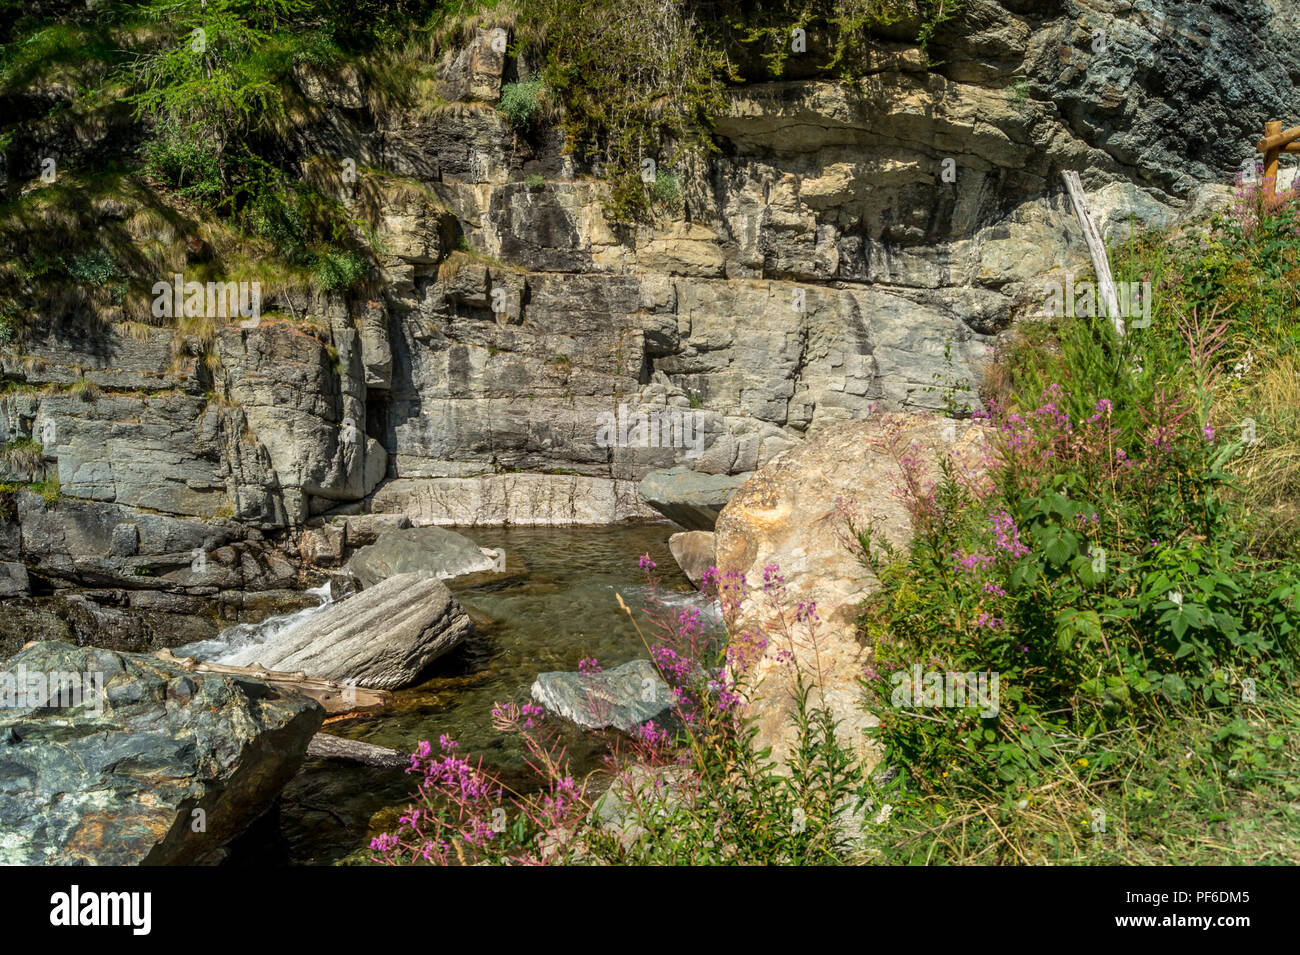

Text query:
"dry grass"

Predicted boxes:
[[1219, 348, 1300, 551], [871, 686, 1300, 865]]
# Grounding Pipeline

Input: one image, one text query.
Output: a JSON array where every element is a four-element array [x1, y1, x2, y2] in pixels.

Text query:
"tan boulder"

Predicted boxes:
[[668, 530, 715, 587], [713, 412, 987, 770]]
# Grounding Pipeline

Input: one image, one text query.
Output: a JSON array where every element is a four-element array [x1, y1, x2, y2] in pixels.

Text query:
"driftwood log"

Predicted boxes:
[[1061, 170, 1123, 336], [153, 648, 392, 716], [306, 733, 409, 769]]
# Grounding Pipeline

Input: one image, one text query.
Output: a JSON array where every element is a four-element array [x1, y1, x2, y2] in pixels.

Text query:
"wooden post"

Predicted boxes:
[[1061, 171, 1123, 336], [1263, 120, 1282, 203]]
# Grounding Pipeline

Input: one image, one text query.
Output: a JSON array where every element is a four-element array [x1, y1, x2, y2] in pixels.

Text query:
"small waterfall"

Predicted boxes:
[[175, 582, 334, 664]]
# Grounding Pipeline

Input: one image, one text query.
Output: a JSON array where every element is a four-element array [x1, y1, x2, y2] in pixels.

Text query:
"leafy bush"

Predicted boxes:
[[0, 306, 17, 346], [141, 134, 226, 203], [65, 249, 118, 284], [650, 168, 681, 206], [498, 79, 547, 127], [314, 249, 369, 292], [851, 186, 1300, 862]]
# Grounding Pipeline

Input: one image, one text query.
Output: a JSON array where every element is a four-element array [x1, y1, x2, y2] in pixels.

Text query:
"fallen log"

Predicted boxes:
[[306, 733, 409, 769], [152, 648, 392, 716]]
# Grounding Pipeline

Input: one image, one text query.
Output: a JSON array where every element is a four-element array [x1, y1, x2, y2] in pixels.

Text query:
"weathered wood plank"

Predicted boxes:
[[306, 733, 409, 769], [1256, 123, 1300, 152], [1061, 170, 1123, 336], [152, 648, 392, 716]]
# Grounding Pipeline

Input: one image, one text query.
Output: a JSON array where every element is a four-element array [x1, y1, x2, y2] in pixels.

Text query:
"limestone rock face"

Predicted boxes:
[[0, 641, 323, 865], [2, 2, 1293, 597], [714, 412, 988, 769], [218, 571, 475, 689]]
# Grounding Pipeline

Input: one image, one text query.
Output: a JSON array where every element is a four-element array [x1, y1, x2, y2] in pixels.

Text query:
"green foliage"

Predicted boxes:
[[27, 472, 59, 507], [141, 133, 226, 203], [65, 249, 118, 284], [0, 305, 17, 346], [498, 79, 547, 127], [852, 188, 1300, 863], [650, 168, 681, 206], [521, 0, 731, 221], [722, 0, 961, 77], [588, 684, 867, 864], [314, 249, 369, 292], [125, 1, 304, 170]]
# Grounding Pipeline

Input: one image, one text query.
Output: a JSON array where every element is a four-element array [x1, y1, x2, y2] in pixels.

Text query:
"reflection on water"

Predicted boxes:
[[270, 523, 716, 865]]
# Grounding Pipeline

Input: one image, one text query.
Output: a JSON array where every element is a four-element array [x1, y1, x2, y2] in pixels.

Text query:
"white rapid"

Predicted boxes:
[[175, 582, 334, 664]]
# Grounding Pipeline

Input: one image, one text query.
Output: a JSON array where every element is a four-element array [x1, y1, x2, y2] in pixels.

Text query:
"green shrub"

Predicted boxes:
[[0, 307, 17, 346], [65, 249, 118, 284], [314, 249, 368, 292], [650, 168, 681, 206], [498, 79, 547, 127], [141, 134, 225, 203], [853, 188, 1300, 863]]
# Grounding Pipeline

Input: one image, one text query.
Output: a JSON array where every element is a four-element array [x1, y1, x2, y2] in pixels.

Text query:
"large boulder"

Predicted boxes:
[[219, 571, 474, 689], [637, 467, 751, 531], [0, 641, 323, 865], [344, 525, 497, 588], [531, 659, 671, 733], [714, 412, 987, 769], [668, 531, 714, 587]]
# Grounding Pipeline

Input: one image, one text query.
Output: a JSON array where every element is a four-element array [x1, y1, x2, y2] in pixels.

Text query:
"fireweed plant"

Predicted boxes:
[[370, 560, 870, 865], [854, 182, 1300, 862]]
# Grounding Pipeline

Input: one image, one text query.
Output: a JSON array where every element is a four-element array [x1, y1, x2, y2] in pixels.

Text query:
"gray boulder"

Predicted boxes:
[[219, 571, 474, 689], [0, 640, 323, 865], [0, 561, 29, 598], [638, 467, 751, 531], [531, 658, 672, 733], [344, 525, 498, 588]]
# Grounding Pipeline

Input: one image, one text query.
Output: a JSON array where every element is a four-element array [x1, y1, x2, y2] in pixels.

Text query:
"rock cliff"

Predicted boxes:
[[1, 0, 1295, 617]]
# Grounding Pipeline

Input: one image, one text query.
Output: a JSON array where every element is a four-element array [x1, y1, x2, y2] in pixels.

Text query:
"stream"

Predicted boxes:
[[187, 523, 711, 865]]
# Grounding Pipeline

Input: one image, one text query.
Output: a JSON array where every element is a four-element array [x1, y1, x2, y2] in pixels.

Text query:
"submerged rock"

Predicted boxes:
[[0, 640, 323, 865], [344, 525, 498, 588], [668, 531, 714, 587], [531, 659, 671, 733], [219, 571, 474, 689], [638, 467, 750, 531]]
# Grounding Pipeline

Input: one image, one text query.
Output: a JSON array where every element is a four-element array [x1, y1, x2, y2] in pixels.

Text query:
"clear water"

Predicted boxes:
[[240, 523, 713, 865]]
